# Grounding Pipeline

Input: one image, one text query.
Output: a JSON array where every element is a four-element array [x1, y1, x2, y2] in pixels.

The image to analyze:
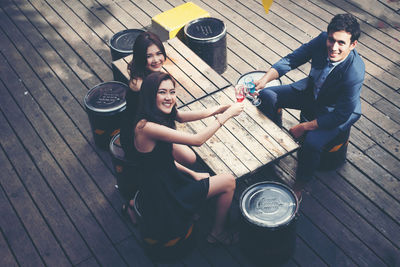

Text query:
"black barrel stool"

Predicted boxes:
[[184, 17, 227, 74], [109, 133, 139, 201], [133, 191, 196, 261], [300, 110, 350, 171], [84, 81, 127, 150]]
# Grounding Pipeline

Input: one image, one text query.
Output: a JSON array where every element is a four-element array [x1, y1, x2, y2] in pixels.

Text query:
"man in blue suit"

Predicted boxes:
[[255, 14, 365, 197]]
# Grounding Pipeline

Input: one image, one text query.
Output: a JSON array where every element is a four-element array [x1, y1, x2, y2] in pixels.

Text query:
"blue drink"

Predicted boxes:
[[244, 76, 261, 106]]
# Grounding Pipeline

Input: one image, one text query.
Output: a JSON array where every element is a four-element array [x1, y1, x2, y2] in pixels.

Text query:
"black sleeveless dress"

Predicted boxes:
[[135, 141, 209, 242]]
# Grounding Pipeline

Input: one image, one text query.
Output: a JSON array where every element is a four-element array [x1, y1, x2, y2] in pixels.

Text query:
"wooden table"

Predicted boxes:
[[111, 37, 299, 179], [177, 86, 299, 179]]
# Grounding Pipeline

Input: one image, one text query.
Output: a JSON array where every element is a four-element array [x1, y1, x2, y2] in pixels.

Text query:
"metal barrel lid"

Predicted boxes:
[[84, 81, 127, 114], [109, 29, 144, 53], [184, 17, 226, 42], [237, 71, 282, 88], [240, 181, 298, 228]]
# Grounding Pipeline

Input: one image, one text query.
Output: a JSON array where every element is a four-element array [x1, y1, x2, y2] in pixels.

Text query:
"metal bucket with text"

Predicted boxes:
[[239, 181, 299, 264], [84, 81, 127, 150], [184, 17, 227, 74]]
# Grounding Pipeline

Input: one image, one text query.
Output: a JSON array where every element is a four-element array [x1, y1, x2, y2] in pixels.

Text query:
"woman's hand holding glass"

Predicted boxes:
[[226, 102, 244, 118]]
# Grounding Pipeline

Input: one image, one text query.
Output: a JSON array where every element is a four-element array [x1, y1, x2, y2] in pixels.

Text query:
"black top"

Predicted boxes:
[[120, 89, 140, 158], [134, 141, 208, 241]]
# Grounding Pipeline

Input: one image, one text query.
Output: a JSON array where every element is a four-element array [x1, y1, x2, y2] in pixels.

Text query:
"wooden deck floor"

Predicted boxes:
[[1, 0, 399, 266]]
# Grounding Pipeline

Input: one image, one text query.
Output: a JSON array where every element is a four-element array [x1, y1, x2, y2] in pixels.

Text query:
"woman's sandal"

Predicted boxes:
[[121, 201, 138, 227], [207, 231, 239, 245]]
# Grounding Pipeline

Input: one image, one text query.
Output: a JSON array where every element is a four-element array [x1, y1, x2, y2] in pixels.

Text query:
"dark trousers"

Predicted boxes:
[[258, 84, 342, 180]]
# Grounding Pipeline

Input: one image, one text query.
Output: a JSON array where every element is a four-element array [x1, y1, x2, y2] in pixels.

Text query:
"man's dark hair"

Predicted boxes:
[[327, 14, 361, 43]]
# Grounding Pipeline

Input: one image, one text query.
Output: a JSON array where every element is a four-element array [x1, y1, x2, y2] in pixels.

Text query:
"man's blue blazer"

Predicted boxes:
[[272, 32, 365, 130]]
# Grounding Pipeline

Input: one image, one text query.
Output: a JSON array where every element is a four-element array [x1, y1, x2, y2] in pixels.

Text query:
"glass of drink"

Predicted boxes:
[[244, 76, 261, 106], [235, 84, 247, 102]]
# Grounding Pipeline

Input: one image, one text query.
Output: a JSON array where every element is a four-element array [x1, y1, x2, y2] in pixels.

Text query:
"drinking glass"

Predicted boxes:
[[244, 76, 261, 106], [235, 84, 247, 102]]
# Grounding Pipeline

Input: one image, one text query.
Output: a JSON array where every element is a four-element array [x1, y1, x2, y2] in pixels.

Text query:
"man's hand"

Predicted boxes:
[[289, 120, 319, 139], [289, 123, 307, 139]]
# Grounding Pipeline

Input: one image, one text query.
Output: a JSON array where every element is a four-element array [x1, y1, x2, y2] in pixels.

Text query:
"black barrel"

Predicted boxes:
[[300, 111, 351, 170], [109, 133, 139, 201], [133, 191, 196, 261], [239, 181, 299, 265], [109, 29, 144, 61], [317, 128, 350, 170], [184, 17, 227, 74], [84, 81, 127, 150]]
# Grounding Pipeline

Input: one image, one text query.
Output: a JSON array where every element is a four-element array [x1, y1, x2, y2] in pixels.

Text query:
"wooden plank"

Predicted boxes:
[[176, 113, 235, 176], [7, 0, 103, 87], [0, 228, 18, 267], [75, 257, 100, 267], [309, 177, 400, 265], [349, 127, 376, 152], [167, 37, 230, 90], [1, 1, 94, 105], [373, 98, 400, 124], [378, 0, 400, 11], [214, 87, 298, 154], [164, 41, 222, 97], [354, 116, 400, 164], [0, 155, 44, 267], [360, 99, 400, 135], [296, 213, 356, 266], [0, 0, 104, 149], [66, 0, 125, 35], [317, 164, 400, 249], [182, 111, 250, 177], [188, 98, 262, 173], [301, 193, 386, 265], [365, 144, 400, 180], [0, 55, 128, 265], [180, 247, 214, 267], [0, 18, 123, 212], [343, 145, 400, 221], [179, 88, 298, 178], [115, 237, 154, 267], [26, 0, 112, 82], [349, 0, 400, 31], [0, 114, 71, 266]]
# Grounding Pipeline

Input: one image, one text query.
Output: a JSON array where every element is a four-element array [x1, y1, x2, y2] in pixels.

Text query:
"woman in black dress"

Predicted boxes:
[[128, 71, 243, 244], [121, 31, 195, 167]]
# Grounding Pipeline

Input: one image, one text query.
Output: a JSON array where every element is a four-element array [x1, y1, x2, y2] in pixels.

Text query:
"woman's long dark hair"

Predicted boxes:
[[127, 31, 166, 80], [121, 72, 177, 156]]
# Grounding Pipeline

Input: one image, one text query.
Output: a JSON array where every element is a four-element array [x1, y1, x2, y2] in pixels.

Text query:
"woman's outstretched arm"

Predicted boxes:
[[138, 102, 244, 147], [175, 104, 231, 123]]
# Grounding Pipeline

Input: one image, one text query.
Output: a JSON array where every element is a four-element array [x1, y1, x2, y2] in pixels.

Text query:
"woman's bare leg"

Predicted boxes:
[[207, 173, 236, 236], [172, 144, 196, 166]]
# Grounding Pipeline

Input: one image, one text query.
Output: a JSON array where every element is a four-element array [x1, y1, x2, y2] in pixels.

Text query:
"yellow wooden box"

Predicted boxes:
[[151, 2, 210, 41]]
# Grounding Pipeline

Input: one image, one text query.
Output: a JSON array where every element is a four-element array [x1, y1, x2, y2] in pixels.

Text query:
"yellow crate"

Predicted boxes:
[[151, 2, 210, 40]]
